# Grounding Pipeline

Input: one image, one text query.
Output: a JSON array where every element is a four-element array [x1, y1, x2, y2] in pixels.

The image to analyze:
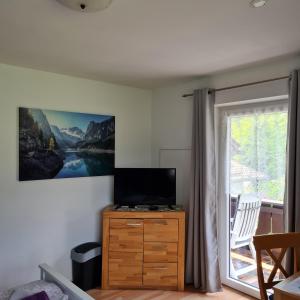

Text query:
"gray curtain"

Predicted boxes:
[[185, 88, 222, 292], [285, 70, 300, 274], [285, 70, 300, 233]]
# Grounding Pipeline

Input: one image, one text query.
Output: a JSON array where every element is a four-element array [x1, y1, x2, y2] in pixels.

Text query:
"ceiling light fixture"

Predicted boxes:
[[250, 0, 268, 8], [56, 0, 112, 12]]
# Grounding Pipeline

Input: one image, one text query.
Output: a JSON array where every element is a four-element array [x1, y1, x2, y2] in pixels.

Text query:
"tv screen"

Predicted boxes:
[[114, 168, 176, 207]]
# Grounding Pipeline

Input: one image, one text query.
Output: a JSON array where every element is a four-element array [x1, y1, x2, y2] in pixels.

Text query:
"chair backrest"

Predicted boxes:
[[253, 232, 300, 300], [231, 194, 262, 248]]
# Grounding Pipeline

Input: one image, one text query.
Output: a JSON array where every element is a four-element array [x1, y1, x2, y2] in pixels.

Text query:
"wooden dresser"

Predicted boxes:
[[101, 206, 185, 291]]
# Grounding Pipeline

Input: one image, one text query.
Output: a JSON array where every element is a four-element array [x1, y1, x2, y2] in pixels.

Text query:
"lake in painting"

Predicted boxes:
[[55, 151, 114, 178], [19, 107, 115, 181]]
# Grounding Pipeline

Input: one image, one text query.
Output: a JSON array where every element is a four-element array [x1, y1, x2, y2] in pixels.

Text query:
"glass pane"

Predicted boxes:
[[229, 110, 288, 288]]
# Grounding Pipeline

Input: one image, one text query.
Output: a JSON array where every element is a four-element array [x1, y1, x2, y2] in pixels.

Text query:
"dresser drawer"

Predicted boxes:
[[144, 219, 178, 242], [143, 263, 178, 288], [109, 219, 143, 252], [109, 252, 143, 287], [144, 242, 178, 263]]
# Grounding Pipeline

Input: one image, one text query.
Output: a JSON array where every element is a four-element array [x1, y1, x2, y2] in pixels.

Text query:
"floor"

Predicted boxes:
[[88, 286, 255, 300], [232, 247, 261, 288], [232, 246, 278, 288]]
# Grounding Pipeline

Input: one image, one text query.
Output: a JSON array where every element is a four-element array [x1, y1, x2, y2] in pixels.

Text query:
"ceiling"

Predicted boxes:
[[0, 0, 300, 88]]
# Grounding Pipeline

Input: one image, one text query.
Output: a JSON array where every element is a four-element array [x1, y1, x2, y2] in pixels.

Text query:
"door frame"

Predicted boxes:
[[215, 96, 288, 299]]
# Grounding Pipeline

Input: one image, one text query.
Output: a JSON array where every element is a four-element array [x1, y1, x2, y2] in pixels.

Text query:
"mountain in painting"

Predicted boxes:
[[19, 108, 64, 181], [50, 125, 69, 149], [51, 126, 86, 148], [29, 108, 53, 142], [61, 127, 85, 139], [77, 117, 115, 150], [60, 127, 84, 146]]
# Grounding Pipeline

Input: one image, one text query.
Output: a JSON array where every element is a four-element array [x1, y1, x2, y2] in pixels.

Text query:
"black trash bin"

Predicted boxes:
[[71, 242, 101, 291]]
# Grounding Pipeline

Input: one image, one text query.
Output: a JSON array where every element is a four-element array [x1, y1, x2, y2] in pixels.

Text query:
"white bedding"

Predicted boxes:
[[0, 280, 68, 300], [0, 288, 14, 300], [0, 264, 93, 300]]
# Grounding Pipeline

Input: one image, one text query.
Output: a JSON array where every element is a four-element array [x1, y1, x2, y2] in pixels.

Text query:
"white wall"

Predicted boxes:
[[151, 55, 300, 206], [2, 54, 300, 289], [0, 64, 152, 289]]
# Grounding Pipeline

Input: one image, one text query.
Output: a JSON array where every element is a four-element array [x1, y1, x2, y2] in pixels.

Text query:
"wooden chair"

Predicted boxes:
[[230, 194, 262, 278], [253, 232, 300, 300]]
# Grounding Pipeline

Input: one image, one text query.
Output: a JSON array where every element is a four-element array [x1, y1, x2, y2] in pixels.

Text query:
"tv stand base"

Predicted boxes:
[[149, 205, 159, 211]]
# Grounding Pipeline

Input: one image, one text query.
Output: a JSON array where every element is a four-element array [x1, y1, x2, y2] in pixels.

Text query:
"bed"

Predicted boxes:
[[0, 264, 94, 300], [39, 264, 94, 300]]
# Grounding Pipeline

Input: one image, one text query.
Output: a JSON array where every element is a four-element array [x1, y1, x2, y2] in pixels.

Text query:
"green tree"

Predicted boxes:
[[49, 137, 55, 150], [230, 112, 288, 202]]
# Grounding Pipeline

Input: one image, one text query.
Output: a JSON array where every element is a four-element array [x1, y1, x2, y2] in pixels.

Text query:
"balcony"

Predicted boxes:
[[230, 198, 284, 288]]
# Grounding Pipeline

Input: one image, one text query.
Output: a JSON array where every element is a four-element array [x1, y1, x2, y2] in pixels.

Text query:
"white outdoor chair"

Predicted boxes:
[[230, 194, 262, 278]]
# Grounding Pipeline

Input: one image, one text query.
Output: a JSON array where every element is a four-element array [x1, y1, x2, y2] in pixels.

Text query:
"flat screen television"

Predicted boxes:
[[114, 168, 176, 207]]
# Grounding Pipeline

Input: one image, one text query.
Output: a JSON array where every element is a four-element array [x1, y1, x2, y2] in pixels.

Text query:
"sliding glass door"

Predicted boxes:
[[217, 99, 288, 297]]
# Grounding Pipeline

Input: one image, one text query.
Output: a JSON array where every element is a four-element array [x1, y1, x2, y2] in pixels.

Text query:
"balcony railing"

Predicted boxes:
[[256, 200, 284, 235], [231, 197, 284, 235]]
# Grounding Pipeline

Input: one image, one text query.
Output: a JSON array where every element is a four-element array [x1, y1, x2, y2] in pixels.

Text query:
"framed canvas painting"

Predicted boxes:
[[19, 107, 115, 181]]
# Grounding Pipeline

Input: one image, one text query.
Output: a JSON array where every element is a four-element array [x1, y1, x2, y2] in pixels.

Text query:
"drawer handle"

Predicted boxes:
[[127, 223, 142, 226], [152, 267, 168, 270]]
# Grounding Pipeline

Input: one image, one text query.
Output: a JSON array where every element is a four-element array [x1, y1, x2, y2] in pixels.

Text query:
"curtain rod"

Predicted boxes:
[[182, 75, 290, 98]]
